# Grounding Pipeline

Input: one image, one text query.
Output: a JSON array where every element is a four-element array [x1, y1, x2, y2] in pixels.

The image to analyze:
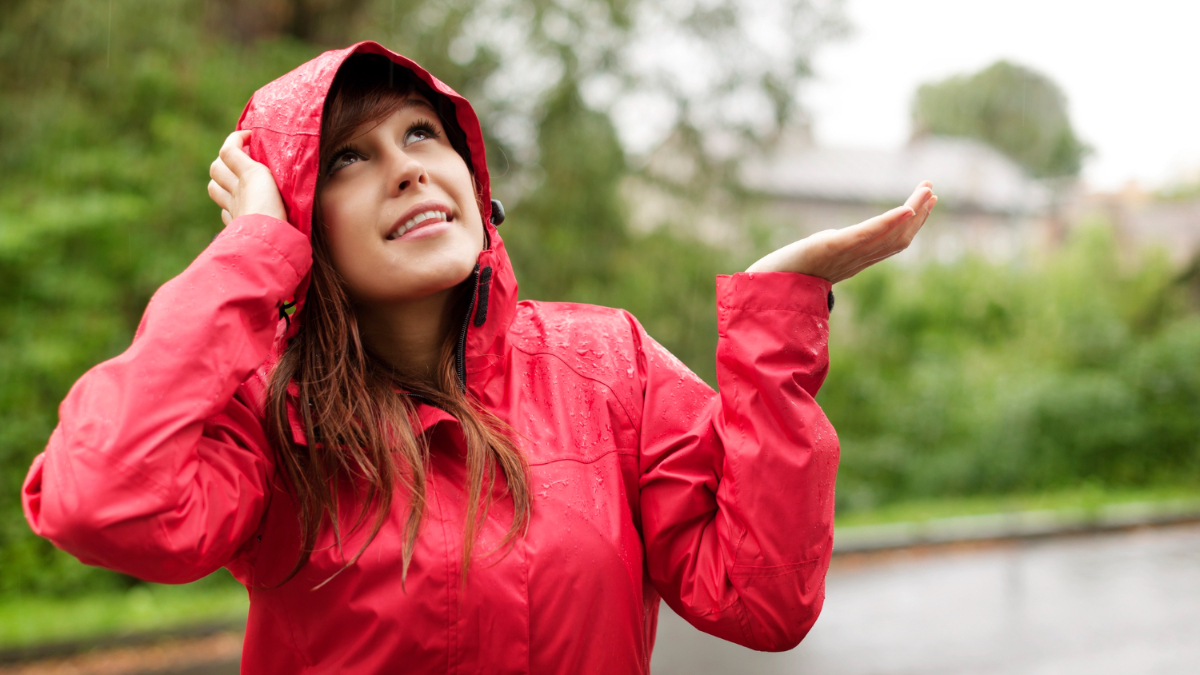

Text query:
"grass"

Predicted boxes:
[[0, 570, 247, 650], [3, 485, 1199, 650], [833, 484, 1200, 528]]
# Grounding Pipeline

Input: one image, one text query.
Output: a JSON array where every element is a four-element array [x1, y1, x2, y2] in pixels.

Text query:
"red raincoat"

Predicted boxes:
[[22, 42, 839, 673]]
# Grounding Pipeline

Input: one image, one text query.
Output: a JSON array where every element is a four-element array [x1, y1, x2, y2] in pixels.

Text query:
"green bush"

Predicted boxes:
[[0, 2, 319, 596], [826, 226, 1200, 511]]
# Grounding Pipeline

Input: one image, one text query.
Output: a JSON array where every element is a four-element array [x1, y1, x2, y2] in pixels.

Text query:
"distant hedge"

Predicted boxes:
[[824, 225, 1200, 511]]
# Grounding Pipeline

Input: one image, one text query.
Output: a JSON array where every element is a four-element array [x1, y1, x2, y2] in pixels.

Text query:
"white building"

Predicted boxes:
[[626, 134, 1062, 264], [739, 135, 1058, 264]]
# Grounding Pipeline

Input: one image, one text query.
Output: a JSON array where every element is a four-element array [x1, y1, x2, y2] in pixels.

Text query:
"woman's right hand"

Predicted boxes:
[[207, 130, 288, 226], [745, 182, 937, 283]]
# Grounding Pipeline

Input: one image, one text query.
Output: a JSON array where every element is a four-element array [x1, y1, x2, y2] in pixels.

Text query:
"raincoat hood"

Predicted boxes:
[[237, 41, 515, 377]]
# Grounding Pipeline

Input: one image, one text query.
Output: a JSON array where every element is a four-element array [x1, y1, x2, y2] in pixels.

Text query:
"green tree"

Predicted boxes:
[[911, 60, 1089, 178]]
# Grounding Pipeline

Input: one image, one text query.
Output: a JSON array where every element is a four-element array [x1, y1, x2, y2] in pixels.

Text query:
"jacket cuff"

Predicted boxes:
[[716, 272, 833, 317], [215, 214, 313, 281]]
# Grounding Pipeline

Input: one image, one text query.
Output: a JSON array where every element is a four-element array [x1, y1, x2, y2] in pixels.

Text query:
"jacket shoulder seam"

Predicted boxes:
[[527, 448, 636, 468], [507, 344, 641, 435]]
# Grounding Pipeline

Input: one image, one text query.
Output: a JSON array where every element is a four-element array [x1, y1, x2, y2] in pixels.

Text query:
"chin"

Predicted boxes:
[[387, 259, 479, 303]]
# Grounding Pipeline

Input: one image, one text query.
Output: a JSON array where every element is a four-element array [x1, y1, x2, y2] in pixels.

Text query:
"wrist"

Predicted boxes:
[[745, 255, 829, 280], [745, 238, 832, 279]]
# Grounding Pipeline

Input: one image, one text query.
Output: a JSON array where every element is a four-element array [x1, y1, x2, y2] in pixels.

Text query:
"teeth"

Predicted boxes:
[[388, 210, 449, 239]]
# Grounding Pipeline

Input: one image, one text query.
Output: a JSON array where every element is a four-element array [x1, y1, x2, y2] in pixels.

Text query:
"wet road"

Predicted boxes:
[[651, 523, 1200, 674]]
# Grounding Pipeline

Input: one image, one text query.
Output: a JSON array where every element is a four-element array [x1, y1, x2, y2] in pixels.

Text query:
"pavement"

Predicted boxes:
[[651, 520, 1200, 674]]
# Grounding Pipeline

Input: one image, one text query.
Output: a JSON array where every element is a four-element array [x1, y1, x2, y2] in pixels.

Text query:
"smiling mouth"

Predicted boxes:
[[387, 209, 453, 240]]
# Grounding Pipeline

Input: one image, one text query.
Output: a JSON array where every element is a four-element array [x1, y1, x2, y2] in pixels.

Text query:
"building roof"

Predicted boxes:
[[740, 135, 1051, 216]]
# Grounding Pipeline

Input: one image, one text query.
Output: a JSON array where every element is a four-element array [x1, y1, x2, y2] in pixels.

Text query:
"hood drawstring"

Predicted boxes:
[[279, 299, 297, 330]]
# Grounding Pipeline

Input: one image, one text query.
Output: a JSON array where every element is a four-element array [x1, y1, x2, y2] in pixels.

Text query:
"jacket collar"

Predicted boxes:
[[238, 41, 517, 395]]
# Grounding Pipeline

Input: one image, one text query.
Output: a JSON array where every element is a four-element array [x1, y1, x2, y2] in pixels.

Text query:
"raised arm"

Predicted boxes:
[[638, 183, 936, 650], [22, 133, 306, 583], [22, 214, 310, 583], [636, 271, 836, 650]]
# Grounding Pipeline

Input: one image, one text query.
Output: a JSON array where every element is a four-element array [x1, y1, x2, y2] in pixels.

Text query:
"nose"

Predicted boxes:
[[388, 146, 427, 195]]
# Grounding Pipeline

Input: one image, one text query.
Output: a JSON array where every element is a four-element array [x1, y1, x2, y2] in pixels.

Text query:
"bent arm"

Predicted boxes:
[[22, 215, 311, 583], [638, 271, 838, 651]]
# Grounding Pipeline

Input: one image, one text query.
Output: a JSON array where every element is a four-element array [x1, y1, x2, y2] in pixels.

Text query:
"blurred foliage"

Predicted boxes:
[[0, 0, 323, 597], [833, 484, 1200, 529], [825, 225, 1200, 511], [0, 569, 245, 649], [1, 0, 1198, 608], [912, 60, 1090, 178]]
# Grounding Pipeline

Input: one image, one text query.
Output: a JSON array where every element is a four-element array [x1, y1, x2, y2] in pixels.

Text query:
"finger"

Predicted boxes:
[[207, 179, 232, 210], [877, 198, 934, 258], [833, 189, 936, 281], [218, 143, 255, 177], [221, 209, 232, 227], [904, 184, 934, 212], [815, 203, 918, 276], [209, 157, 238, 194], [220, 129, 252, 150], [217, 130, 250, 157], [218, 130, 257, 176], [851, 208, 925, 265], [916, 194, 937, 224], [847, 205, 915, 246], [857, 205, 918, 253], [885, 194, 938, 254], [901, 195, 938, 241]]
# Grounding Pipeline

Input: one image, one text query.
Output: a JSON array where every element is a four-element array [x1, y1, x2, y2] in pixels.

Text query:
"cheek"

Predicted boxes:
[[443, 164, 485, 247], [317, 191, 366, 279], [319, 210, 348, 262]]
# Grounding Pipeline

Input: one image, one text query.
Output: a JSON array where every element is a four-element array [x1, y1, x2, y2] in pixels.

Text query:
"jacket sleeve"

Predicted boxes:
[[21, 215, 311, 584], [637, 271, 839, 652]]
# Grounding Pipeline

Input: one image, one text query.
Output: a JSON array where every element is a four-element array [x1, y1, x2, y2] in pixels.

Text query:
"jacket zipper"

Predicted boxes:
[[455, 263, 481, 391]]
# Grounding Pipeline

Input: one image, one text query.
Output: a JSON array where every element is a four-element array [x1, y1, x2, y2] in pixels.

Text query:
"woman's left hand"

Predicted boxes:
[[207, 130, 288, 227], [746, 181, 937, 283]]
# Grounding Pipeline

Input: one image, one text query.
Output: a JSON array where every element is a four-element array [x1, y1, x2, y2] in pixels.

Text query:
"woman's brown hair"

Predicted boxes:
[[265, 54, 530, 586]]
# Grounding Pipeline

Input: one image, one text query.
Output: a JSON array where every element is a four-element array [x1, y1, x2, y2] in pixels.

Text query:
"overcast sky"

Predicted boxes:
[[804, 0, 1200, 191]]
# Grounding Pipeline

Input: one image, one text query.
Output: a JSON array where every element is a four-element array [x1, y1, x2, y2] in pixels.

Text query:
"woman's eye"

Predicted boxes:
[[404, 122, 440, 146], [328, 152, 360, 174]]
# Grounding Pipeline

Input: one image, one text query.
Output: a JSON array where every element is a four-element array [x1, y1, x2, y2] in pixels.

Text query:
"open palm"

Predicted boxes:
[[747, 182, 937, 283]]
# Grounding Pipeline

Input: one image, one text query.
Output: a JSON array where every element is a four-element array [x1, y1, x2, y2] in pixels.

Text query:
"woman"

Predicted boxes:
[[22, 42, 935, 672]]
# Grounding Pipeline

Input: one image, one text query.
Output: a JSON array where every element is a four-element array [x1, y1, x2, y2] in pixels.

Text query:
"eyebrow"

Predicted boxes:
[[396, 98, 438, 114], [343, 97, 441, 145]]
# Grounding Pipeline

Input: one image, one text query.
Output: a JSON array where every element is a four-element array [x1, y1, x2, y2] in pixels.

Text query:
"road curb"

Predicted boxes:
[[833, 497, 1200, 554]]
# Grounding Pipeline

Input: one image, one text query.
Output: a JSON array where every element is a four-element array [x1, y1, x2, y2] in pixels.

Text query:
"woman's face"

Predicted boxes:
[[318, 95, 484, 307]]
